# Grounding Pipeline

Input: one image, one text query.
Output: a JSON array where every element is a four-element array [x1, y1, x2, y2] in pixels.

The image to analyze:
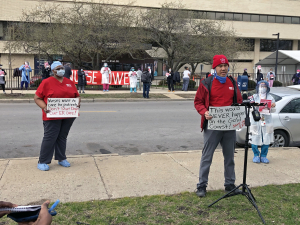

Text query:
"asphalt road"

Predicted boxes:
[[1, 101, 204, 158]]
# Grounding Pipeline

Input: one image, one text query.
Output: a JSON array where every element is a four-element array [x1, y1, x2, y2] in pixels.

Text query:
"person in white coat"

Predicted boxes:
[[100, 63, 111, 92], [250, 80, 276, 164], [129, 67, 137, 93]]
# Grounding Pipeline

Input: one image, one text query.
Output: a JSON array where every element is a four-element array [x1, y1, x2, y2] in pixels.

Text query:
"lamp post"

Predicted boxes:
[[272, 33, 280, 80]]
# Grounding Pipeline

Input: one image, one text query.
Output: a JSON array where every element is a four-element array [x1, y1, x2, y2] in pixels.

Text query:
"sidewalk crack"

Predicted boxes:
[[167, 154, 198, 178], [0, 160, 10, 181], [92, 156, 111, 199]]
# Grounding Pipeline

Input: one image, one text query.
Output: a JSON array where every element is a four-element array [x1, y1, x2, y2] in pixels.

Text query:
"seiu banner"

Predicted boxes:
[[70, 70, 130, 85]]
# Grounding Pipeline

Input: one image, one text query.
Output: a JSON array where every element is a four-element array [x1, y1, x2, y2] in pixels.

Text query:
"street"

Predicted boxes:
[[1, 101, 204, 158]]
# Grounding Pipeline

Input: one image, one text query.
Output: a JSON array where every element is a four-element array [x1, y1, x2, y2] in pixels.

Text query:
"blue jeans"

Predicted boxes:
[[251, 144, 269, 157], [143, 83, 150, 98], [182, 78, 189, 91], [130, 87, 137, 93]]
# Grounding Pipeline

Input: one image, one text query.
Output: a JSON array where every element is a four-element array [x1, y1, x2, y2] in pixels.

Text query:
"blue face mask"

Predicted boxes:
[[213, 70, 227, 84]]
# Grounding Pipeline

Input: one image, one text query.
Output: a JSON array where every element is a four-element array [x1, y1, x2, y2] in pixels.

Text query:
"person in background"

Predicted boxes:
[[243, 68, 250, 78], [182, 66, 190, 91], [129, 67, 137, 93], [19, 61, 32, 90], [0, 64, 7, 94], [250, 81, 276, 164], [266, 68, 275, 87], [34, 61, 81, 171], [166, 68, 174, 92], [100, 63, 111, 92], [77, 68, 87, 94], [42, 62, 51, 80], [63, 63, 72, 79], [292, 69, 300, 85], [194, 55, 242, 197], [256, 68, 264, 83], [0, 200, 52, 225], [136, 68, 142, 90], [141, 67, 152, 99]]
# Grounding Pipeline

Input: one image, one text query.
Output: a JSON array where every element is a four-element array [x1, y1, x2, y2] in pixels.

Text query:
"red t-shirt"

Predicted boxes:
[[209, 77, 234, 107], [35, 77, 80, 121]]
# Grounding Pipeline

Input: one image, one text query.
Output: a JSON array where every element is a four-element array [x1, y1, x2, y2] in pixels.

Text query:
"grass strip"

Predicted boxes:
[[2, 183, 299, 224]]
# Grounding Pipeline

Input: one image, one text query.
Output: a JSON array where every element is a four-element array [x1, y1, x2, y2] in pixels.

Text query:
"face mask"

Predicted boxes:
[[169, 69, 171, 72], [259, 87, 267, 94], [213, 70, 227, 84], [56, 69, 65, 77], [132, 69, 134, 71]]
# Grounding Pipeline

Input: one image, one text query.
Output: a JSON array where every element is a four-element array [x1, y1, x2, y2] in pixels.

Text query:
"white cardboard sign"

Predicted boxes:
[[208, 106, 245, 130], [47, 98, 79, 118]]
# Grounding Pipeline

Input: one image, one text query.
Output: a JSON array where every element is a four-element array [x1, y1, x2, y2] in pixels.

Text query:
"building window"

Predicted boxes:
[[216, 12, 225, 20], [224, 13, 233, 20], [268, 15, 276, 23], [260, 15, 268, 22], [284, 17, 292, 23], [276, 16, 284, 23], [243, 14, 250, 21], [244, 39, 255, 51], [292, 17, 299, 24], [251, 15, 259, 22], [233, 13, 243, 21], [298, 41, 300, 50], [260, 39, 293, 51], [206, 12, 216, 19]]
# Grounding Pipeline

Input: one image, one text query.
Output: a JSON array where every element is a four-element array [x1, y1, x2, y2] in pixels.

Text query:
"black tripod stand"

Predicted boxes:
[[208, 102, 266, 224]]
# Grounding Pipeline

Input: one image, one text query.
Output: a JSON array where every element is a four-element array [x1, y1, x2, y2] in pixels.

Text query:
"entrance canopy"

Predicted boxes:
[[256, 50, 300, 66]]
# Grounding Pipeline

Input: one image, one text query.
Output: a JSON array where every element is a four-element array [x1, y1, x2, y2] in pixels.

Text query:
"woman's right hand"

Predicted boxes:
[[43, 107, 50, 114], [204, 111, 213, 120]]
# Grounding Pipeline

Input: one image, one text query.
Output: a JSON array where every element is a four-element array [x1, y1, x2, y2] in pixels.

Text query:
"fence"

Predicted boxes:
[[2, 69, 295, 91]]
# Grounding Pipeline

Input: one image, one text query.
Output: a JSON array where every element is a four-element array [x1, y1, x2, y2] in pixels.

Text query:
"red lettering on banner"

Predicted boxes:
[[71, 70, 131, 85]]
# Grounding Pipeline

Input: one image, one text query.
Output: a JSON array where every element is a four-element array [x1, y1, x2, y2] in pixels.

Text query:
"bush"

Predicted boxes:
[[273, 80, 283, 87], [189, 79, 196, 89], [248, 80, 256, 89], [33, 79, 42, 87], [110, 85, 122, 89]]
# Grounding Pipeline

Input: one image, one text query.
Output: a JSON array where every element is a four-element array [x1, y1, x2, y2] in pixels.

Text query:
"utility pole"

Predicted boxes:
[[272, 33, 280, 80]]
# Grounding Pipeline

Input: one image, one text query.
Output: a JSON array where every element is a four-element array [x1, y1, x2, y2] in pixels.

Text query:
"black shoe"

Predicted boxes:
[[225, 184, 242, 194], [195, 186, 206, 197]]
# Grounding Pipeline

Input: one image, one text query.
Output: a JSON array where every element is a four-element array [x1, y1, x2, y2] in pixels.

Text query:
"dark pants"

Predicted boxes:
[[143, 82, 150, 98], [167, 78, 174, 91], [197, 128, 236, 188], [39, 118, 76, 164], [0, 84, 5, 92], [21, 77, 29, 90]]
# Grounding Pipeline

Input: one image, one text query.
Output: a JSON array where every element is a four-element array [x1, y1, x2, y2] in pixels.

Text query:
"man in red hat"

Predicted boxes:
[[194, 55, 242, 197]]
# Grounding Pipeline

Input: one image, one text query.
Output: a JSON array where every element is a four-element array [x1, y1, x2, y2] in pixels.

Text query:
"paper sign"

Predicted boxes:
[[47, 98, 79, 118], [259, 99, 272, 114], [208, 106, 246, 130]]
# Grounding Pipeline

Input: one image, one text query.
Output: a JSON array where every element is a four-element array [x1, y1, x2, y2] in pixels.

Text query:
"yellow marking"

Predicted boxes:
[[80, 111, 117, 112]]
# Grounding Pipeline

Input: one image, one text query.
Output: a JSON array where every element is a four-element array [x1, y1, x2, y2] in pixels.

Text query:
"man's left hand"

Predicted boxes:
[[271, 103, 276, 108]]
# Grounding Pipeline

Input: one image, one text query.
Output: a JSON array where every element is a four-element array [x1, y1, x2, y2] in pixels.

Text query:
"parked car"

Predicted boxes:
[[236, 92, 300, 147]]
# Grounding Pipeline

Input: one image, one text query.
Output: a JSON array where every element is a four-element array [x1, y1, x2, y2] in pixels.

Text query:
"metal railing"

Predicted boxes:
[[2, 69, 295, 91]]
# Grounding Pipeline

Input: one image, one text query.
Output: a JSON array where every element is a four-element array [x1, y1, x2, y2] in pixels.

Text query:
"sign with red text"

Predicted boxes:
[[70, 70, 130, 85], [47, 98, 79, 118], [208, 106, 245, 130]]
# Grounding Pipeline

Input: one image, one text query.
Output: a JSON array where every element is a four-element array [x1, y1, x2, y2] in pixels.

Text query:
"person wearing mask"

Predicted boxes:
[[182, 67, 190, 91], [19, 61, 32, 90], [250, 81, 276, 164], [194, 55, 243, 197], [292, 69, 300, 85], [63, 63, 72, 79], [243, 68, 250, 78], [128, 67, 137, 93], [256, 68, 264, 83], [34, 61, 81, 171], [77, 68, 87, 94], [42, 62, 51, 80], [100, 63, 111, 92], [266, 68, 276, 87], [0, 64, 7, 94], [136, 68, 142, 90], [0, 200, 52, 225], [166, 68, 174, 92], [141, 67, 152, 99]]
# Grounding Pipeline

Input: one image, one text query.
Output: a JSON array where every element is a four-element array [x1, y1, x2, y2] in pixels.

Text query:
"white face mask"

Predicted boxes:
[[259, 87, 267, 94], [56, 69, 65, 77]]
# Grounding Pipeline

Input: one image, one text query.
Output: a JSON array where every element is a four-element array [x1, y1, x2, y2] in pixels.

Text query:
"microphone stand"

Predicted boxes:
[[208, 102, 266, 224]]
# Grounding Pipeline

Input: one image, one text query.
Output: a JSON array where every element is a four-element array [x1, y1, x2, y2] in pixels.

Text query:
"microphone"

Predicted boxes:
[[242, 93, 250, 104]]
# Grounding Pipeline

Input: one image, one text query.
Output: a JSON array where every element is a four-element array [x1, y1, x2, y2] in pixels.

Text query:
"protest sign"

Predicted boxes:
[[208, 106, 246, 130], [47, 98, 79, 118]]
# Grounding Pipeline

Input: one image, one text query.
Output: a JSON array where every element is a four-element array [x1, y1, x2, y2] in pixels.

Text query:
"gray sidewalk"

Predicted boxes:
[[0, 148, 299, 205]]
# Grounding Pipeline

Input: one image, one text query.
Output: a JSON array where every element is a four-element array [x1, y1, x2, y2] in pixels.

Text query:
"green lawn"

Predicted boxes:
[[2, 184, 299, 224]]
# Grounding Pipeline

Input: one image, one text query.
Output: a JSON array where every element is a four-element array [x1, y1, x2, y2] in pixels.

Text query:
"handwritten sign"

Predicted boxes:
[[47, 98, 79, 118], [208, 106, 246, 130]]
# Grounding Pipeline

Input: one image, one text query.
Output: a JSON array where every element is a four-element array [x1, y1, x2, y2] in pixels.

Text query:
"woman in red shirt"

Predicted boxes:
[[34, 61, 81, 171]]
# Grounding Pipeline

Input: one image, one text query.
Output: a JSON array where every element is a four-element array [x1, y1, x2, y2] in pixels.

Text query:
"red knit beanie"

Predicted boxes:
[[212, 55, 229, 69]]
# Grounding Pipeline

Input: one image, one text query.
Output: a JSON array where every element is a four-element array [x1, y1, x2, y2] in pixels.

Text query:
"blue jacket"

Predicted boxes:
[[19, 65, 32, 82]]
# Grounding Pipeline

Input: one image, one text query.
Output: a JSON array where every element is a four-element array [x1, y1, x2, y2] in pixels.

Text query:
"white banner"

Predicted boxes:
[[47, 98, 79, 118], [208, 106, 246, 130]]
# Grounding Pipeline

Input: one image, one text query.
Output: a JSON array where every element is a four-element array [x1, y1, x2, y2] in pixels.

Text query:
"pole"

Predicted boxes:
[[273, 33, 280, 80]]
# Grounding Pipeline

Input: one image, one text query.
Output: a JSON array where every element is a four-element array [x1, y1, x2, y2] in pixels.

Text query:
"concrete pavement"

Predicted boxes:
[[0, 147, 299, 205]]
